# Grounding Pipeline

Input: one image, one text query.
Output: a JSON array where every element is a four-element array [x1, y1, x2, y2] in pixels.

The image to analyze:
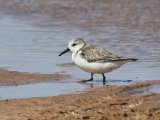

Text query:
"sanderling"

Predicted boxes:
[[59, 38, 137, 83]]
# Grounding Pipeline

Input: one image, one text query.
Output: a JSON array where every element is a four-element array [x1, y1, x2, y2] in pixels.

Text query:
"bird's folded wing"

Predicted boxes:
[[80, 44, 123, 63]]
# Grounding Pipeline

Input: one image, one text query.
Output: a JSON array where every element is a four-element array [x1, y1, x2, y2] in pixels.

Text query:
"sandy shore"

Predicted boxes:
[[0, 73, 159, 120]]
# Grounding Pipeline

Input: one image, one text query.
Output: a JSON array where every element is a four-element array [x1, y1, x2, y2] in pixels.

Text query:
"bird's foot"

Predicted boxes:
[[78, 78, 93, 83]]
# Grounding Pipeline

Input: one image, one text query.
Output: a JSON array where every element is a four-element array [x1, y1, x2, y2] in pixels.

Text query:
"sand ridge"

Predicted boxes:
[[0, 68, 71, 86]]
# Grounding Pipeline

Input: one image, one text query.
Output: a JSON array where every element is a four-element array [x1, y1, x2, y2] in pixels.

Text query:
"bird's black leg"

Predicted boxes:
[[102, 73, 106, 83], [90, 73, 94, 81], [79, 73, 93, 83]]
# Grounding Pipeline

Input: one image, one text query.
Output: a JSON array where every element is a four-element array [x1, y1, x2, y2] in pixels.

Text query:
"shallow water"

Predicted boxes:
[[0, 82, 87, 100], [130, 85, 160, 96], [0, 1, 160, 99], [0, 15, 89, 74], [0, 14, 159, 82], [0, 79, 133, 100]]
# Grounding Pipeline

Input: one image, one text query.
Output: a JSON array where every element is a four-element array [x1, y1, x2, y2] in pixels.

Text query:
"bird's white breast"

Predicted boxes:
[[72, 51, 126, 74]]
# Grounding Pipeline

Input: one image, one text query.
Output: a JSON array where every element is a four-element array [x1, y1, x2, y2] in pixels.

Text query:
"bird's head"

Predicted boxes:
[[59, 38, 85, 56]]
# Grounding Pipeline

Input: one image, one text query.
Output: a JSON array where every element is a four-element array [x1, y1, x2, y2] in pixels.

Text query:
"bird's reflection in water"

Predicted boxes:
[[79, 79, 133, 88]]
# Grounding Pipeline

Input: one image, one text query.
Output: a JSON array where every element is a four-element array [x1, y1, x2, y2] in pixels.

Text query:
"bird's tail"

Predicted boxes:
[[121, 58, 138, 62]]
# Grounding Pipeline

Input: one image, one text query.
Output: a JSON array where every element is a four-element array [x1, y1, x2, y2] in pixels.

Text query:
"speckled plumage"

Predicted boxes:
[[80, 43, 123, 63]]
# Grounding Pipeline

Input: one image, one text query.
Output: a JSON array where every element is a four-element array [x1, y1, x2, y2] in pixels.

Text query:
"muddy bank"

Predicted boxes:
[[0, 80, 159, 120], [0, 68, 70, 86]]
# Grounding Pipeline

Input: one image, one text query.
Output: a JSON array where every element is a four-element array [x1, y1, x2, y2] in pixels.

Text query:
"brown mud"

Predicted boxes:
[[0, 68, 70, 86]]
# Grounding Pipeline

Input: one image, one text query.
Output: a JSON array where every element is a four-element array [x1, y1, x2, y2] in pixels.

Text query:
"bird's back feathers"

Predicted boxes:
[[80, 43, 137, 63]]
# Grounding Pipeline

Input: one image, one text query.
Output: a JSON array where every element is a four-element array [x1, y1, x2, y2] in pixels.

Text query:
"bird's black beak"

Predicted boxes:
[[59, 48, 70, 56]]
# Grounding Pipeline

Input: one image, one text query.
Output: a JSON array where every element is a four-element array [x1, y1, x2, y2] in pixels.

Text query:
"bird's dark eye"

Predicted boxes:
[[72, 43, 76, 47]]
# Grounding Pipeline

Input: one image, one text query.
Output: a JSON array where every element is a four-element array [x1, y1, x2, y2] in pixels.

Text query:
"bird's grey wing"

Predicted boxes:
[[80, 44, 122, 63]]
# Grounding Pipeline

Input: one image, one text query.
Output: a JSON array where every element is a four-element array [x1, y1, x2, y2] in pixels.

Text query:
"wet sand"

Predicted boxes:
[[0, 68, 70, 86], [0, 79, 159, 120]]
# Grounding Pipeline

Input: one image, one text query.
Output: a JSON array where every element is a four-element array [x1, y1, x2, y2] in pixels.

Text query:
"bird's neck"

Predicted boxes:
[[71, 52, 77, 62], [77, 43, 86, 53]]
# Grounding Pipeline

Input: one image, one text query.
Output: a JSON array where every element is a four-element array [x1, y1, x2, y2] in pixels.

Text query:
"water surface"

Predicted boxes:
[[130, 85, 160, 96], [0, 15, 159, 82], [0, 82, 87, 100]]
